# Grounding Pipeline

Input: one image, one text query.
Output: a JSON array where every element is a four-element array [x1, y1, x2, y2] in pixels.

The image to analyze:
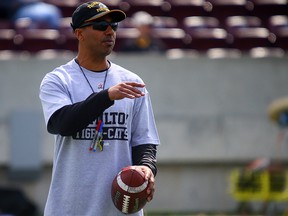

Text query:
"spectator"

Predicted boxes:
[[120, 11, 166, 53], [0, 0, 62, 29]]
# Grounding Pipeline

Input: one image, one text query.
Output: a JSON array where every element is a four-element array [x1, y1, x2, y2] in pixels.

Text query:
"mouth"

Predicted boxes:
[[102, 38, 114, 46]]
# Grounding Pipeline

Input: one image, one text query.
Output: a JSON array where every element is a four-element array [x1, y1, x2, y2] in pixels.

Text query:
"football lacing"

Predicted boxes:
[[122, 194, 130, 213]]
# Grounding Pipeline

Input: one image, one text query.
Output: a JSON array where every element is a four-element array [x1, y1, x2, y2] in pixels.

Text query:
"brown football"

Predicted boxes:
[[111, 166, 148, 214]]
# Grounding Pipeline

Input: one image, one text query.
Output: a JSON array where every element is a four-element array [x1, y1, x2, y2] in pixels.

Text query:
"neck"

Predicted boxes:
[[76, 55, 109, 72]]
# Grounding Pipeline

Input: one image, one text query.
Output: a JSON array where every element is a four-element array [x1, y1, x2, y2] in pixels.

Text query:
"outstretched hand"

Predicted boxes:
[[108, 82, 145, 100]]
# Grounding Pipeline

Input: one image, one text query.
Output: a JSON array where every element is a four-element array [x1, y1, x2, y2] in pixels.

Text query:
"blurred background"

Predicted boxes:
[[0, 0, 288, 215]]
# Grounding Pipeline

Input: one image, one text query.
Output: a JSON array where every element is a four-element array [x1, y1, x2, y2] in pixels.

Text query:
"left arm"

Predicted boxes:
[[129, 84, 160, 202], [132, 144, 157, 176]]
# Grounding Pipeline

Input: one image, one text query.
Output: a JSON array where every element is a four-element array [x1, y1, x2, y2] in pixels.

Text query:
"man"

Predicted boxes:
[[39, 1, 160, 215]]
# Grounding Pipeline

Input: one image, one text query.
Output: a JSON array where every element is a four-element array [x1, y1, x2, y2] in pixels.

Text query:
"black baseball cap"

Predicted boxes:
[[71, 1, 126, 30]]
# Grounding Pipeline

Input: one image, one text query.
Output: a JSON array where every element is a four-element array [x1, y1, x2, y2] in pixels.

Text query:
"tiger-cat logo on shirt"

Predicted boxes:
[[72, 112, 129, 140]]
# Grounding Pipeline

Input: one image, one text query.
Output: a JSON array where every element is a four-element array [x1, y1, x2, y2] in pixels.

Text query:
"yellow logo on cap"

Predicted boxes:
[[87, 2, 99, 8], [87, 2, 109, 12], [96, 7, 109, 13]]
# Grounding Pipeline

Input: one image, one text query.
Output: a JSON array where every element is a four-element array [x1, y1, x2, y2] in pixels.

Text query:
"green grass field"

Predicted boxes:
[[145, 214, 263, 216], [145, 212, 265, 216]]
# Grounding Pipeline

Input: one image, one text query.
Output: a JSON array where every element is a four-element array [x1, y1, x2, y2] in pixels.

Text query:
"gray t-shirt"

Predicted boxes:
[[39, 59, 160, 216]]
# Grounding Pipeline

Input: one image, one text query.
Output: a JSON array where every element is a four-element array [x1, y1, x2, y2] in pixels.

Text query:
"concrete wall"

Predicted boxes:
[[0, 53, 287, 212]]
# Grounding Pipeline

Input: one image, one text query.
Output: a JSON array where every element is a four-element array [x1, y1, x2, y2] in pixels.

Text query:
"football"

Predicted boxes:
[[111, 166, 149, 214]]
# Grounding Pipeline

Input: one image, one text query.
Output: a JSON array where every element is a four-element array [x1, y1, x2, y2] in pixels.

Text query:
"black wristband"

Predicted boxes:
[[132, 144, 158, 176]]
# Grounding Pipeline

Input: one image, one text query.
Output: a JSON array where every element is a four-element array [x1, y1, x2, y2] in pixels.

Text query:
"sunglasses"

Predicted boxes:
[[80, 21, 119, 31]]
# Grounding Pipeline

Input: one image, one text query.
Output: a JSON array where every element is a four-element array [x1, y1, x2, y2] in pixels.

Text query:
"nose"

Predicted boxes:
[[104, 25, 115, 34], [104, 28, 112, 37]]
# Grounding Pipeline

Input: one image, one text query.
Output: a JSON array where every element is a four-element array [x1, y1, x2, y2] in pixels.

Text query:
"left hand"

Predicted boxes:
[[128, 165, 155, 202]]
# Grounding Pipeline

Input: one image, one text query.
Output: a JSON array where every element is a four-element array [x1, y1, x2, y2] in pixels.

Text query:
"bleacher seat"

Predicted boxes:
[[248, 0, 288, 21], [118, 17, 135, 28], [0, 20, 12, 29], [249, 47, 285, 58], [14, 29, 61, 53], [58, 17, 77, 52], [52, 1, 78, 17], [225, 16, 263, 31], [89, 0, 122, 9], [61, 36, 78, 52], [229, 27, 273, 50], [206, 48, 242, 58], [183, 16, 227, 50], [116, 16, 181, 51], [153, 28, 187, 49], [183, 16, 220, 29], [185, 27, 228, 50], [0, 29, 16, 51], [206, 0, 249, 23], [119, 16, 178, 28], [225, 16, 276, 50], [113, 27, 140, 51], [267, 15, 288, 50], [165, 48, 200, 59], [268, 15, 288, 31], [154, 16, 179, 28], [11, 17, 63, 52], [165, 0, 207, 22], [120, 0, 168, 17]]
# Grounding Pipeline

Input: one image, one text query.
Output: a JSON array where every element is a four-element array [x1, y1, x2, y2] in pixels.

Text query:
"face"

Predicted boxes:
[[75, 17, 117, 57]]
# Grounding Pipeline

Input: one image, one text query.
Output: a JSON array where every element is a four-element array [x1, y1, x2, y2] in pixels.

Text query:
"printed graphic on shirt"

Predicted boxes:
[[72, 111, 129, 140]]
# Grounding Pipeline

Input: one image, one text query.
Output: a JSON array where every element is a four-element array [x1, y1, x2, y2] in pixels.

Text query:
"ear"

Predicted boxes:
[[74, 29, 84, 41]]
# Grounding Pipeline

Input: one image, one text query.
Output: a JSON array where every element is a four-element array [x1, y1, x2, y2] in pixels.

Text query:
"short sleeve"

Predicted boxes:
[[130, 88, 160, 146], [39, 72, 72, 125]]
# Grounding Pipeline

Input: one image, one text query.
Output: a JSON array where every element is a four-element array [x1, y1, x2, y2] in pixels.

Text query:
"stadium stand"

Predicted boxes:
[[0, 0, 287, 55]]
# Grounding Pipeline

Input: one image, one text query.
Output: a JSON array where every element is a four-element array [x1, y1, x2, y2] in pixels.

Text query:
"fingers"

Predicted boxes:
[[146, 175, 155, 202], [142, 167, 155, 202], [119, 82, 145, 98], [108, 82, 145, 100], [125, 82, 145, 88], [131, 165, 155, 202]]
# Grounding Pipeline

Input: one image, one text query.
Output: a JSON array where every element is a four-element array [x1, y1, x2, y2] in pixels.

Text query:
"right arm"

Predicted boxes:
[[47, 89, 113, 136], [47, 82, 145, 136]]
